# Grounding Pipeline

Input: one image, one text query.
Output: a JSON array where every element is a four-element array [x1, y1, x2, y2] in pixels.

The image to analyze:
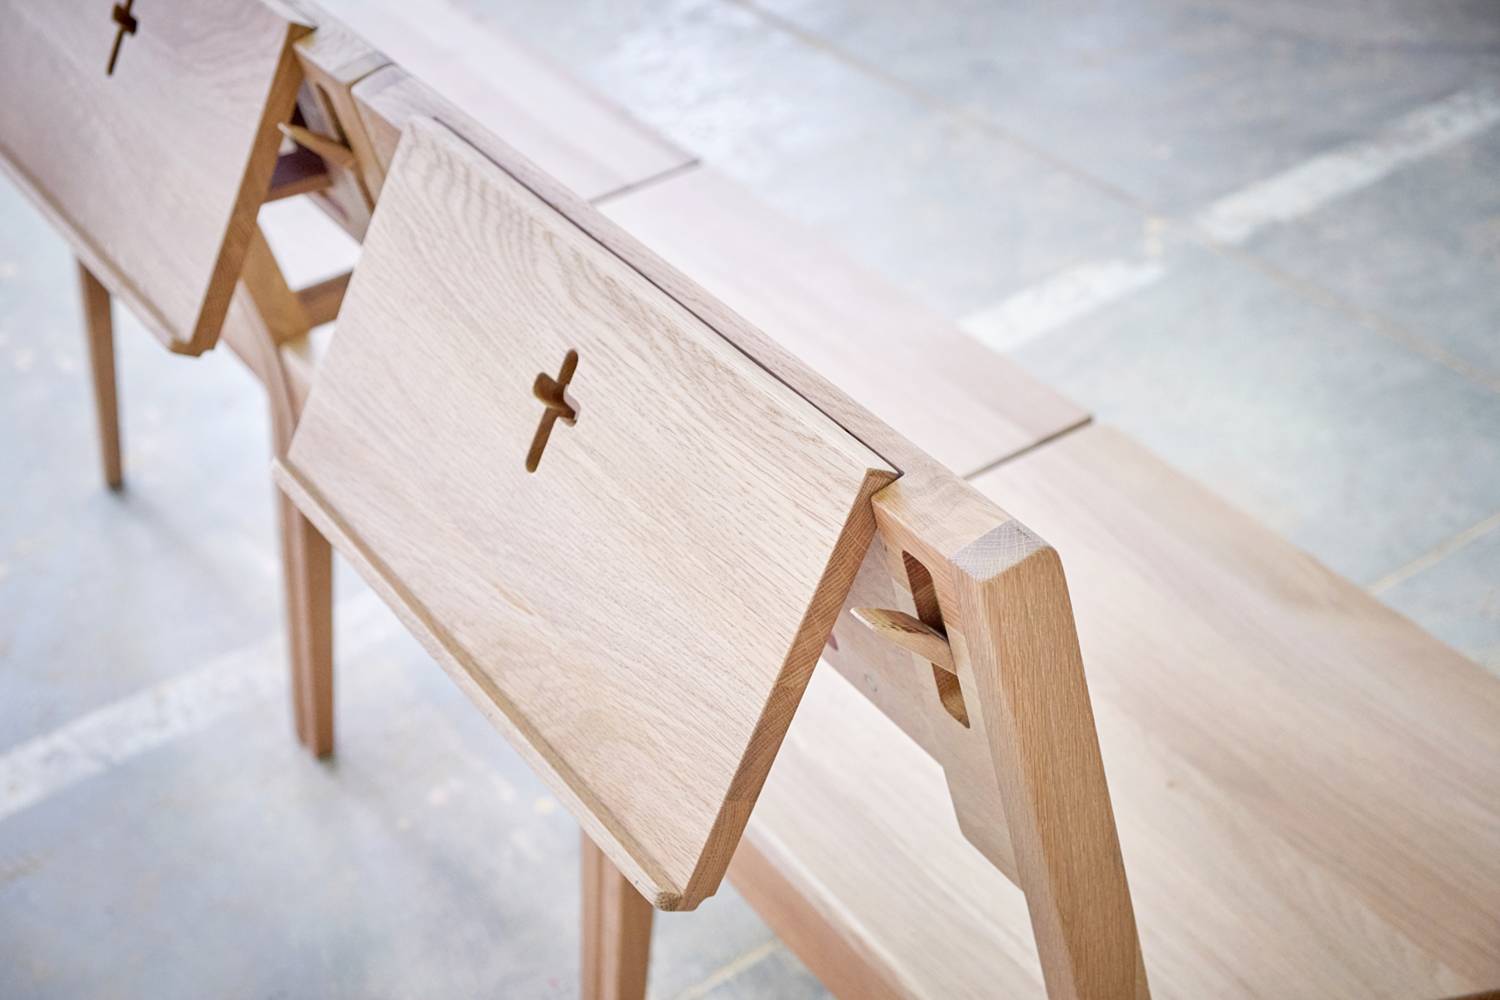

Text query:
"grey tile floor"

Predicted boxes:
[[3, 1, 1498, 996]]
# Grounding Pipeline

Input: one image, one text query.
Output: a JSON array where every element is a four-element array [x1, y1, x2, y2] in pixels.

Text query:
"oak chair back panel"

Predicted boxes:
[[0, 0, 305, 354], [276, 118, 894, 910]]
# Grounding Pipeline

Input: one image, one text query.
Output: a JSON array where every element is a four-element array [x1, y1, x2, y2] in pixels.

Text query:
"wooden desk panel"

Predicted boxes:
[[0, 0, 305, 354], [279, 119, 894, 910]]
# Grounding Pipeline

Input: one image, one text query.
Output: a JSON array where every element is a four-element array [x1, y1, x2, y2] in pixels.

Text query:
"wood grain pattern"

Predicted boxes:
[[342, 23, 1077, 487], [77, 261, 122, 490], [320, 0, 691, 202], [277, 118, 894, 909], [0, 0, 307, 354], [303, 56, 1136, 973], [740, 424, 1500, 997], [355, 85, 930, 492], [190, 7, 1500, 995], [598, 168, 1089, 478]]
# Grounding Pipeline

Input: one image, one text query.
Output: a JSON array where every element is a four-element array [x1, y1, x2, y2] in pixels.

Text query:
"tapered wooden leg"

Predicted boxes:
[[226, 228, 337, 759], [581, 833, 654, 1000], [279, 486, 334, 758], [76, 261, 122, 490]]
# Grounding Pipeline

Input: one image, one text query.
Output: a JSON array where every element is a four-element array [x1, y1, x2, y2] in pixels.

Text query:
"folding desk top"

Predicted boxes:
[[276, 119, 896, 909], [0, 0, 305, 354]]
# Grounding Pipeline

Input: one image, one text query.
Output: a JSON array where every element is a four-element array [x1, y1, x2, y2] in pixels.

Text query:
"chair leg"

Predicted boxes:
[[581, 832, 654, 1000], [76, 261, 122, 490], [227, 228, 337, 760], [279, 487, 334, 758]]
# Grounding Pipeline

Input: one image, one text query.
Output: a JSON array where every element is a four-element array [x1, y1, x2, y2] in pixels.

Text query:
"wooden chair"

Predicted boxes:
[[12, 3, 1499, 996], [285, 23, 1160, 996], [305, 20, 1500, 997], [0, 0, 352, 754], [271, 113, 1148, 997]]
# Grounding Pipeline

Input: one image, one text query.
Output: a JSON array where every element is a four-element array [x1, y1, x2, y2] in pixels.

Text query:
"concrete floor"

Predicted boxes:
[[3, 1, 1499, 996]]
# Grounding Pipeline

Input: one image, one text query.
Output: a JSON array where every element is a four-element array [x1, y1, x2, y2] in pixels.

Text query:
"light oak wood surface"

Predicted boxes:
[[350, 75, 988, 496], [0, 0, 306, 354], [737, 423, 1500, 998], [276, 119, 895, 909], [599, 168, 1088, 478], [316, 0, 691, 202]]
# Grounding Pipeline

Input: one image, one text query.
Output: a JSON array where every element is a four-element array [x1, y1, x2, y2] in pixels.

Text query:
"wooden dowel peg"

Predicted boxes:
[[278, 121, 356, 169], [851, 607, 955, 674]]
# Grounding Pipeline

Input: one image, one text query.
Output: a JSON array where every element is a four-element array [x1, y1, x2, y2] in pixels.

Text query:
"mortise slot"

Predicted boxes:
[[903, 551, 970, 728]]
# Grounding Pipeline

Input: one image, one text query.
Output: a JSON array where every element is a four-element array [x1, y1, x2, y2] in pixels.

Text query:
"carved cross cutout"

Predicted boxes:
[[107, 0, 138, 76], [527, 349, 579, 473]]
